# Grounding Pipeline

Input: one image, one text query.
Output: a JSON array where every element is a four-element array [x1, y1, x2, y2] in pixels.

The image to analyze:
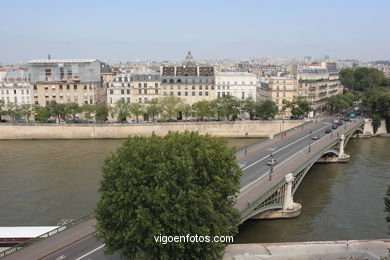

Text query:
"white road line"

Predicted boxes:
[[239, 121, 354, 192], [74, 244, 106, 260], [241, 123, 331, 172]]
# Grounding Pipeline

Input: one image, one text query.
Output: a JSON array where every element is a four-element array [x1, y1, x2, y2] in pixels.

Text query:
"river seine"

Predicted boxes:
[[0, 137, 388, 242]]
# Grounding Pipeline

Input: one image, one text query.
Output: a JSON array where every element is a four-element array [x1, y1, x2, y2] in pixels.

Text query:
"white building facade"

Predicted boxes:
[[214, 72, 258, 101]]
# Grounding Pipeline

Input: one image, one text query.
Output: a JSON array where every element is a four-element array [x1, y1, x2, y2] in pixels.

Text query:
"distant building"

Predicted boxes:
[[28, 59, 108, 106], [214, 72, 258, 101], [106, 74, 132, 105], [0, 71, 31, 105], [160, 51, 216, 104], [131, 74, 161, 104]]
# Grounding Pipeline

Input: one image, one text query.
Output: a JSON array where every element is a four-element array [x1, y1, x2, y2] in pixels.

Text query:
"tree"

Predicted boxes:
[[129, 103, 144, 123], [34, 106, 51, 122], [241, 97, 256, 120], [371, 114, 382, 134], [47, 101, 66, 123], [339, 68, 355, 90], [159, 96, 183, 120], [145, 98, 161, 122], [217, 95, 241, 121], [179, 103, 192, 120], [362, 87, 388, 113], [19, 104, 33, 124], [95, 132, 241, 259], [82, 104, 95, 122], [111, 100, 129, 121], [339, 67, 389, 91], [6, 103, 18, 122], [257, 100, 278, 119], [95, 104, 109, 121], [0, 100, 5, 121], [192, 100, 212, 120], [65, 103, 81, 122], [375, 92, 390, 118], [283, 97, 311, 118]]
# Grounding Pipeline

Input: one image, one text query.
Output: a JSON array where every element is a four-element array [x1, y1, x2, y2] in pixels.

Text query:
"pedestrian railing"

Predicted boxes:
[[0, 215, 91, 258]]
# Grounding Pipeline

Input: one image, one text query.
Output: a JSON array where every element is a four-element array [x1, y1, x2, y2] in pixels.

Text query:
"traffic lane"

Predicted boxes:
[[42, 235, 119, 260], [78, 246, 122, 260], [237, 120, 362, 203], [240, 122, 334, 188]]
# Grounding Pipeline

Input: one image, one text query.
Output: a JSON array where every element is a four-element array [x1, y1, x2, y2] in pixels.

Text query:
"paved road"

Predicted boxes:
[[5, 118, 364, 260]]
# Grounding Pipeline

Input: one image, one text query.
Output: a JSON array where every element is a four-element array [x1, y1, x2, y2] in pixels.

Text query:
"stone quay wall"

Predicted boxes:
[[0, 120, 305, 140]]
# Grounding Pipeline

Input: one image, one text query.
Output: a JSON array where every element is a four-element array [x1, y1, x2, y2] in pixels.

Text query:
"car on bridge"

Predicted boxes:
[[325, 128, 332, 133], [312, 134, 320, 140], [332, 124, 338, 129], [267, 158, 278, 166]]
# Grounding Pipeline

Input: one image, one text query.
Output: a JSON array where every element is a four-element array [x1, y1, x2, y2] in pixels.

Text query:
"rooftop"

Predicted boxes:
[[28, 59, 98, 64]]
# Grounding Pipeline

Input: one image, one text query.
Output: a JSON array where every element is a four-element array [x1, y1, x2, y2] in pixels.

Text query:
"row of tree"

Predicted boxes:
[[326, 92, 359, 114], [339, 67, 390, 91]]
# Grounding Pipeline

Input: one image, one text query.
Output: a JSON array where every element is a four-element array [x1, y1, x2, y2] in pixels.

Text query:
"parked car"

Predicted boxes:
[[267, 158, 278, 166], [325, 128, 332, 133], [312, 134, 320, 140]]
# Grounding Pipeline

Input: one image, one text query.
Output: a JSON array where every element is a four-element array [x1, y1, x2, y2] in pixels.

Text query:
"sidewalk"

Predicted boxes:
[[224, 239, 390, 260], [4, 219, 97, 260]]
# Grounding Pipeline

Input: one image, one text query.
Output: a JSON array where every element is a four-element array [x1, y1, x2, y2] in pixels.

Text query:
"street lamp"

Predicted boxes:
[[269, 166, 273, 181], [245, 132, 248, 155], [309, 129, 312, 153]]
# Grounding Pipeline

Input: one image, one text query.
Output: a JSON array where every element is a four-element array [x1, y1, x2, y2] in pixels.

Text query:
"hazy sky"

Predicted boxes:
[[1, 0, 389, 63]]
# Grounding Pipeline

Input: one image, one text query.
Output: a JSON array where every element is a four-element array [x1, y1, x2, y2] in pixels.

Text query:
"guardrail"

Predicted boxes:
[[0, 215, 91, 258]]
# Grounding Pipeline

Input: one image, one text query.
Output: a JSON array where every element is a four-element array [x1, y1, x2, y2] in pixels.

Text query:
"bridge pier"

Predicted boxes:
[[251, 173, 302, 219], [317, 134, 350, 163]]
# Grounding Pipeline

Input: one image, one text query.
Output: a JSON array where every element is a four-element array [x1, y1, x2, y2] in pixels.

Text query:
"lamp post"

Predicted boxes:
[[245, 132, 248, 155], [269, 166, 273, 181], [309, 129, 312, 153]]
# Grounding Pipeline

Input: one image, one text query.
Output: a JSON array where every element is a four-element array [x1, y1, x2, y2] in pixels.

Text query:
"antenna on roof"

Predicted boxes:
[[48, 53, 51, 60]]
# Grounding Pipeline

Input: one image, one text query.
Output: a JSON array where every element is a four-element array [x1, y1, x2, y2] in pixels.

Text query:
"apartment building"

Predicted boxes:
[[28, 59, 107, 106], [106, 74, 161, 105], [214, 72, 258, 101], [0, 71, 31, 105], [160, 52, 216, 104], [294, 62, 343, 113]]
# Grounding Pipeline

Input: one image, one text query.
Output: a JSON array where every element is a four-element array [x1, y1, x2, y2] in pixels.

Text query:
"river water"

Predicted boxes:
[[0, 138, 389, 242]]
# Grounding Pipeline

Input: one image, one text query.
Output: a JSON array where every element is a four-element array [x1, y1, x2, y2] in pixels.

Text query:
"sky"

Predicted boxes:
[[1, 0, 389, 64]]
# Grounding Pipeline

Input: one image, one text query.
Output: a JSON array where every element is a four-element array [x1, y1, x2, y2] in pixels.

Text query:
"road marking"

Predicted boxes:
[[74, 244, 105, 260], [241, 123, 331, 172], [55, 255, 66, 260], [239, 120, 359, 192]]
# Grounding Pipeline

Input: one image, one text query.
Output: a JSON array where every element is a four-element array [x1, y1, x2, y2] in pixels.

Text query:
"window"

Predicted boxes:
[[33, 85, 37, 90], [163, 92, 167, 96], [192, 86, 195, 90], [185, 91, 188, 96], [199, 92, 202, 96], [44, 86, 48, 90], [155, 89, 159, 94], [67, 69, 72, 77], [67, 85, 70, 90], [170, 91, 174, 96], [138, 83, 142, 88], [14, 90, 17, 94], [26, 90, 29, 94], [277, 92, 279, 97], [144, 83, 147, 88], [127, 97, 130, 103], [59, 85, 63, 90], [199, 86, 202, 90], [155, 83, 158, 88], [35, 101, 39, 105], [205, 86, 208, 90], [170, 86, 173, 90], [144, 89, 147, 94], [178, 91, 181, 96], [241, 92, 245, 100], [127, 89, 130, 94], [138, 89, 142, 94], [178, 86, 181, 90], [192, 92, 195, 96], [74, 85, 77, 90], [84, 85, 87, 90], [110, 90, 113, 94], [121, 89, 124, 95], [205, 92, 208, 96], [139, 98, 142, 103], [177, 79, 181, 83], [45, 69, 51, 76]]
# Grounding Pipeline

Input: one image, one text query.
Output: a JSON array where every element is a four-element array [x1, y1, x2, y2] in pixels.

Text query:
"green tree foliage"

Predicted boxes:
[[282, 97, 310, 118], [129, 103, 144, 122], [111, 100, 129, 121], [375, 92, 390, 118], [192, 100, 212, 120], [95, 132, 241, 260], [95, 104, 109, 121], [241, 97, 256, 120], [19, 104, 33, 124], [82, 104, 95, 122], [6, 103, 19, 121], [213, 95, 241, 121], [34, 106, 51, 122], [362, 87, 389, 113], [65, 103, 81, 122], [47, 101, 66, 123], [159, 96, 183, 120], [145, 98, 161, 122], [326, 93, 358, 114], [256, 100, 278, 119], [179, 103, 192, 120], [371, 114, 382, 134], [339, 67, 390, 91]]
